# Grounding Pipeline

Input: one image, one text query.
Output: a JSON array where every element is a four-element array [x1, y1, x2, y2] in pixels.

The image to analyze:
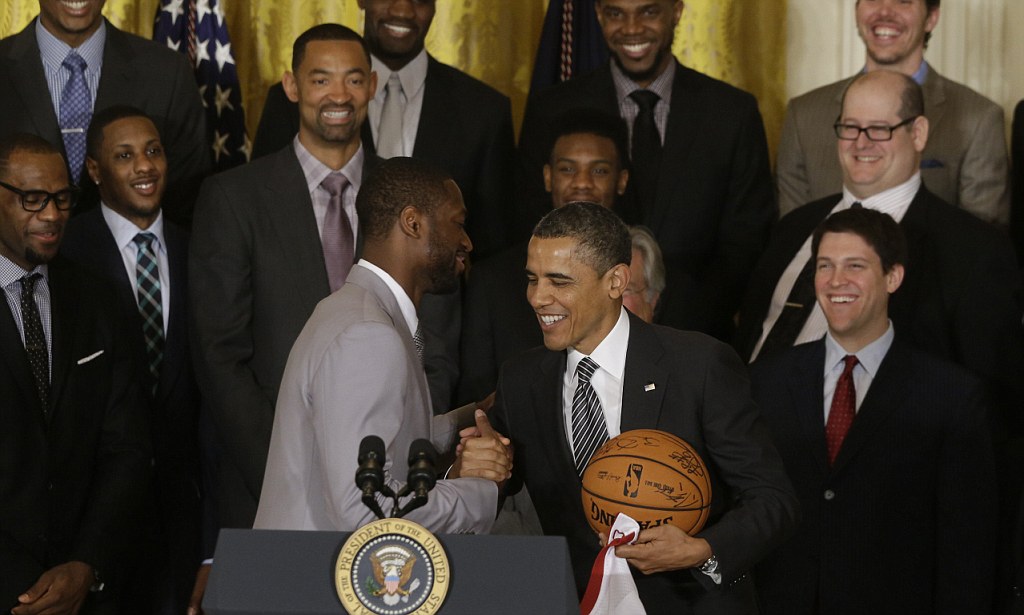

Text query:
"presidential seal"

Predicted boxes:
[[335, 518, 450, 615]]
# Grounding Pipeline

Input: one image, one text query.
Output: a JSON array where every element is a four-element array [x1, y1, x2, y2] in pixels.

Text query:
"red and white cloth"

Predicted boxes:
[[580, 514, 647, 615]]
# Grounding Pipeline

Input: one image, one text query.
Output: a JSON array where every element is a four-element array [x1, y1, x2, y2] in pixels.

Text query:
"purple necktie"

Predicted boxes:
[[320, 173, 354, 292]]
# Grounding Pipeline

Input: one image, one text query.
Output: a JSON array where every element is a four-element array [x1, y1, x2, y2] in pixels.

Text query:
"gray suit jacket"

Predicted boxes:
[[253, 264, 497, 532], [776, 66, 1009, 224]]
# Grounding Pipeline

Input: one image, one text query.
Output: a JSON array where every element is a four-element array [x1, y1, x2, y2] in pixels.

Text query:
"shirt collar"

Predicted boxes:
[[355, 259, 419, 337], [567, 307, 631, 381], [293, 136, 366, 195], [0, 252, 48, 289], [840, 172, 921, 222], [36, 16, 106, 74], [610, 58, 675, 106], [370, 49, 428, 101], [823, 321, 894, 378], [100, 203, 166, 253]]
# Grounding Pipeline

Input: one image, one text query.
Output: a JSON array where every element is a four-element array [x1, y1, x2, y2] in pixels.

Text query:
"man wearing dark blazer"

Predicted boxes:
[[488, 203, 798, 613], [251, 0, 515, 259], [60, 106, 202, 614], [0, 0, 210, 225], [0, 134, 149, 614], [517, 0, 776, 341], [736, 70, 1024, 437], [190, 25, 377, 536], [751, 207, 997, 613]]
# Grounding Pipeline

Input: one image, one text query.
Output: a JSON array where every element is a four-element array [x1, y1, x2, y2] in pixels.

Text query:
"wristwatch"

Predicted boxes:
[[698, 555, 721, 584], [89, 567, 104, 593]]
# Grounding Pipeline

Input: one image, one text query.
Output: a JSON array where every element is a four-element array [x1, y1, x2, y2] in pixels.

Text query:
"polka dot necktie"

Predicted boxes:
[[572, 357, 609, 477], [825, 355, 858, 465], [59, 51, 92, 183], [133, 232, 164, 396], [20, 274, 50, 416]]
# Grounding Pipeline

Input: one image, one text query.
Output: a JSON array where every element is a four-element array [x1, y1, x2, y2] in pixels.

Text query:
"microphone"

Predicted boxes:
[[394, 439, 438, 518], [355, 435, 394, 519]]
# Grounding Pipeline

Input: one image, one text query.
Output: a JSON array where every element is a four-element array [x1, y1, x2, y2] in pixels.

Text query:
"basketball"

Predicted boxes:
[[581, 429, 712, 536]]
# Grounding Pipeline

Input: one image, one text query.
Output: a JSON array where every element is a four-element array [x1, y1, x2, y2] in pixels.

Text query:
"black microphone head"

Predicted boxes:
[[359, 435, 386, 464], [407, 439, 438, 466]]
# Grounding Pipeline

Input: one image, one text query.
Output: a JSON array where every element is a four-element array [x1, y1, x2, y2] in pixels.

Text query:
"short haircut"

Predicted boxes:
[[533, 201, 631, 273], [292, 23, 371, 73], [356, 157, 454, 242], [811, 207, 908, 273], [841, 71, 924, 122], [629, 225, 666, 300], [546, 108, 630, 171], [86, 105, 154, 160], [0, 133, 64, 182]]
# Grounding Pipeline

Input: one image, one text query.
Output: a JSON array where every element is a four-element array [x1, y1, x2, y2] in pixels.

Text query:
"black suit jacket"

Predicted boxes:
[[1012, 100, 1024, 268], [252, 55, 515, 258], [0, 257, 149, 608], [750, 338, 997, 614], [0, 18, 210, 224], [456, 241, 540, 404], [59, 209, 203, 603], [517, 61, 776, 339], [491, 312, 798, 614], [735, 186, 1024, 437]]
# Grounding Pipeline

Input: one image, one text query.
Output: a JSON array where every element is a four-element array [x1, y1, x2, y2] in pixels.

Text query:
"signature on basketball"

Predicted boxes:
[[669, 450, 706, 478], [608, 436, 660, 450], [653, 482, 702, 509]]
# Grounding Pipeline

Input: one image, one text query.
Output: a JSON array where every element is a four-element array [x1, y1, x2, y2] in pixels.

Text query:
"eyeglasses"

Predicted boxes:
[[833, 116, 918, 142], [0, 180, 79, 212]]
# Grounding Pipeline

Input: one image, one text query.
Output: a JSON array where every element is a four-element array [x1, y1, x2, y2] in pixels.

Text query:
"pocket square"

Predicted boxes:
[[77, 350, 104, 365]]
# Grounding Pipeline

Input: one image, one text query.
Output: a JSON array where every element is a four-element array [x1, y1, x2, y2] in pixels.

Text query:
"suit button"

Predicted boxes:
[[823, 489, 836, 501], [48, 482, 53, 491]]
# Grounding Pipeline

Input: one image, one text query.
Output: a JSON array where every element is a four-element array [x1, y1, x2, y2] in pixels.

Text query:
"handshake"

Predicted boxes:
[[448, 406, 513, 489]]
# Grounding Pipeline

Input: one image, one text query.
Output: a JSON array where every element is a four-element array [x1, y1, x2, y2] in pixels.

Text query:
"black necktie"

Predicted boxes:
[[759, 202, 863, 359], [20, 274, 50, 415], [627, 90, 662, 224]]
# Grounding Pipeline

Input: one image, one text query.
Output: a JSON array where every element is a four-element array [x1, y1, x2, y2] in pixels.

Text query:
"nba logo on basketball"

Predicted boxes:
[[624, 463, 643, 498]]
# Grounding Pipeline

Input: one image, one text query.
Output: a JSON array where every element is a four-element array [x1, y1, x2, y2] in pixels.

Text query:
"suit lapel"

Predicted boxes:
[[0, 293, 41, 420], [6, 22, 62, 146], [47, 260, 80, 420], [921, 68, 947, 135], [648, 63, 699, 232], [158, 224, 190, 401], [531, 350, 580, 484], [830, 341, 908, 473], [789, 342, 830, 475], [94, 22, 134, 114], [411, 56, 446, 160], [620, 315, 668, 431]]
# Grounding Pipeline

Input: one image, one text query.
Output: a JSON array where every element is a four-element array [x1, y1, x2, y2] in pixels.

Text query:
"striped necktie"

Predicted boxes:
[[572, 357, 609, 476]]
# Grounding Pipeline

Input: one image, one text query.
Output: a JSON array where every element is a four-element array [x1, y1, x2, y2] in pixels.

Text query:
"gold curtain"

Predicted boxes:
[[1, 0, 786, 153]]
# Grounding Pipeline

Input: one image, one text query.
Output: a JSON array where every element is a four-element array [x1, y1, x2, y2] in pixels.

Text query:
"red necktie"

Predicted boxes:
[[825, 355, 858, 465]]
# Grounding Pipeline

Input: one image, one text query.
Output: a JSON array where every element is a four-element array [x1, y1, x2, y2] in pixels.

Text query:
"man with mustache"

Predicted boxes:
[[517, 0, 776, 343], [777, 0, 1009, 225], [189, 22, 377, 557], [0, 133, 149, 614]]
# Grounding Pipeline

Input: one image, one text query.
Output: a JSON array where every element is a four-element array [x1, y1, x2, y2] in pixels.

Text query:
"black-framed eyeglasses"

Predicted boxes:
[[0, 180, 79, 212], [833, 116, 918, 142]]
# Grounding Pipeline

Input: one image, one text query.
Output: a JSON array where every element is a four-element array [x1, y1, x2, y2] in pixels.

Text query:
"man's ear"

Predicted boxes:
[[282, 71, 299, 103], [543, 164, 553, 193], [399, 205, 423, 239], [606, 263, 630, 300], [85, 157, 100, 185], [616, 168, 629, 195], [885, 263, 905, 294]]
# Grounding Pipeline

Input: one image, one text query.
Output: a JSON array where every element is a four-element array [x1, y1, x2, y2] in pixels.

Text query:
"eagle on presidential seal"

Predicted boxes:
[[370, 545, 419, 606]]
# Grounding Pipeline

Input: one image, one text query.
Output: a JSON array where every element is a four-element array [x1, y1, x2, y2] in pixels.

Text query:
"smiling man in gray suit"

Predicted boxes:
[[255, 157, 509, 533], [777, 0, 1009, 224]]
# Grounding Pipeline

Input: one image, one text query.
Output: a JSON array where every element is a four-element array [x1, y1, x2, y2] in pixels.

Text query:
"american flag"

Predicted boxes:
[[529, 0, 609, 100], [153, 0, 250, 171]]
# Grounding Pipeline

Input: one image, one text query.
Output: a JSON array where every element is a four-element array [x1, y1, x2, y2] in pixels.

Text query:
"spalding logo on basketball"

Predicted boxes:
[[581, 429, 712, 536]]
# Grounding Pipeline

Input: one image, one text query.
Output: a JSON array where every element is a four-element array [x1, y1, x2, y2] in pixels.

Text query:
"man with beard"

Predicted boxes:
[[252, 0, 514, 258], [517, 0, 775, 342], [0, 133, 149, 613], [777, 0, 1008, 225], [190, 24, 377, 540], [254, 157, 510, 533]]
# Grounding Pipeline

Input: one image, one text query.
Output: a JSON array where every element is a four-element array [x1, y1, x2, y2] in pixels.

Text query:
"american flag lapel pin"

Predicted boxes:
[[644, 382, 656, 392]]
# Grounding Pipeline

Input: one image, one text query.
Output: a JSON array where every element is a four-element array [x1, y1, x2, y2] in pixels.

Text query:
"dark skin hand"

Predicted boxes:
[[600, 525, 713, 574], [12, 561, 93, 615], [187, 563, 211, 615]]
